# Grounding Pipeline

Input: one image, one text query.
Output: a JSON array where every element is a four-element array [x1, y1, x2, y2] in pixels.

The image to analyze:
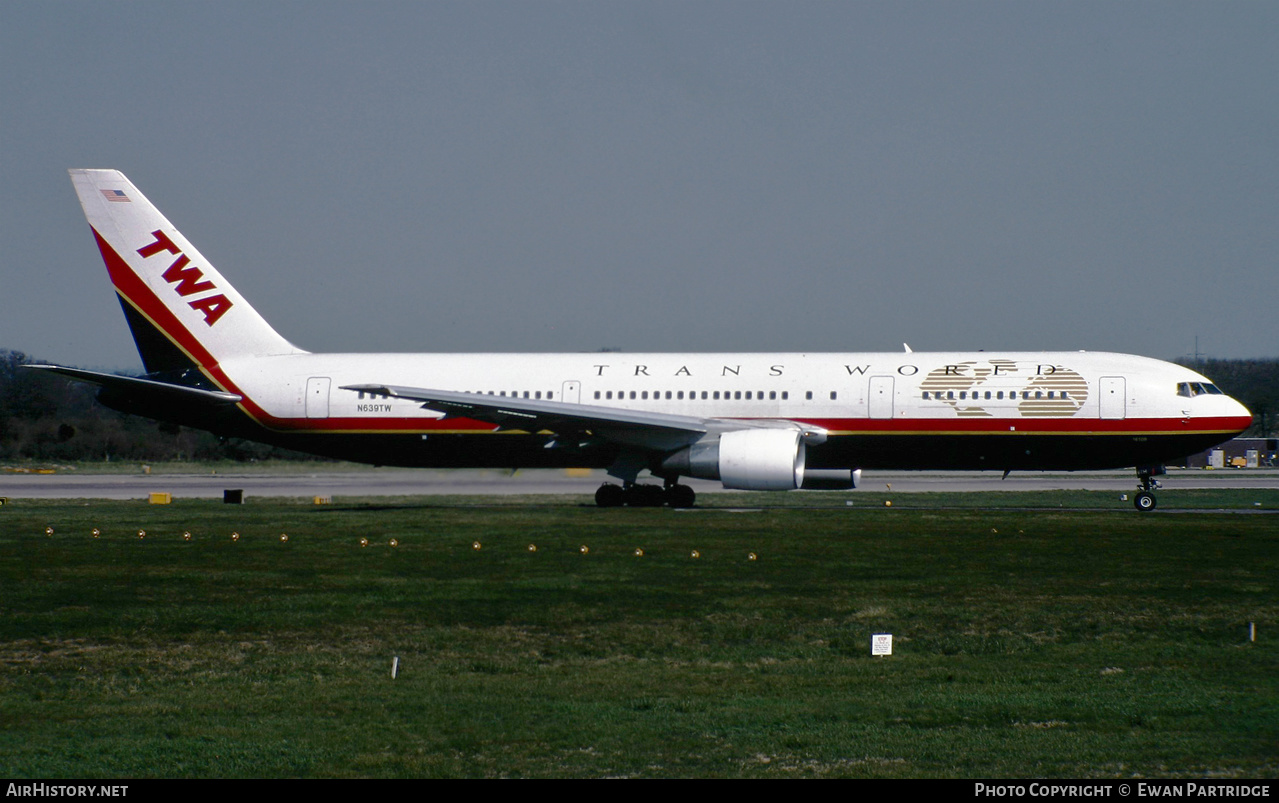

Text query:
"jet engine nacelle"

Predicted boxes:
[[661, 428, 806, 490]]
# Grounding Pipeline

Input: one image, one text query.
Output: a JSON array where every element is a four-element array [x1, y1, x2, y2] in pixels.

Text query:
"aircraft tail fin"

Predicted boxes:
[[68, 169, 303, 376]]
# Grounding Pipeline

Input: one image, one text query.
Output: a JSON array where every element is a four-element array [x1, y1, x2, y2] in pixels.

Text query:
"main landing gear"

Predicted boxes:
[[1133, 465, 1165, 512], [595, 481, 696, 508]]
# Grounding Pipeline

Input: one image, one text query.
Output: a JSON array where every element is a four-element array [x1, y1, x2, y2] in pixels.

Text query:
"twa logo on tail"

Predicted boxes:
[[136, 229, 234, 326]]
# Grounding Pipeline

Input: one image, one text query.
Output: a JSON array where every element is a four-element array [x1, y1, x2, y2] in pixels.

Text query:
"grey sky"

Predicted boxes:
[[2, 1, 1275, 372]]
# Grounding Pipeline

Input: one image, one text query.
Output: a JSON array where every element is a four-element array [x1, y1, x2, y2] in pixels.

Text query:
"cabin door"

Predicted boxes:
[[1099, 376, 1125, 420], [306, 376, 331, 419], [869, 376, 894, 419]]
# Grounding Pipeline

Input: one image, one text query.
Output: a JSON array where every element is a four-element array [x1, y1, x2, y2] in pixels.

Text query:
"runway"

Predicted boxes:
[[3, 467, 1277, 500]]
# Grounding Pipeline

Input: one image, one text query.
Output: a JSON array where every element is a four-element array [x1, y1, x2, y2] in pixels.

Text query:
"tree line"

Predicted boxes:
[[1, 348, 1275, 463]]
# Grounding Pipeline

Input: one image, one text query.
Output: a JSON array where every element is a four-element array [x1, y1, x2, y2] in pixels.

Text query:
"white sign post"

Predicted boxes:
[[871, 633, 893, 656]]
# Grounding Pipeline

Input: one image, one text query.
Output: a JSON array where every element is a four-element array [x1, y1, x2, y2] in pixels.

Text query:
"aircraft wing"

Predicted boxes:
[[341, 383, 826, 450]]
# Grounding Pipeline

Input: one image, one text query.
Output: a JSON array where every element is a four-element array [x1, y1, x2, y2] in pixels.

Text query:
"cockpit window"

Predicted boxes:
[[1178, 382, 1225, 397]]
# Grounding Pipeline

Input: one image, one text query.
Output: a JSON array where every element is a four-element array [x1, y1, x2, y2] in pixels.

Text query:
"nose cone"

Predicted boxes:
[[1223, 395, 1253, 434]]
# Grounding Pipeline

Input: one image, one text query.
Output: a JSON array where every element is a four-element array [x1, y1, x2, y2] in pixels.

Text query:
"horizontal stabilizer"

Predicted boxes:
[[26, 365, 243, 405]]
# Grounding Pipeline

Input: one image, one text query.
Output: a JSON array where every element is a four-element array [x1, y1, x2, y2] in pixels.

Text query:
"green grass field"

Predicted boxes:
[[1, 493, 1275, 778]]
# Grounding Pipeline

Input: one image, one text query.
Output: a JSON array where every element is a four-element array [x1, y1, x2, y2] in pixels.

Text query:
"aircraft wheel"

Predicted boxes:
[[629, 484, 666, 507], [595, 483, 625, 508], [1134, 491, 1157, 512], [666, 484, 696, 508]]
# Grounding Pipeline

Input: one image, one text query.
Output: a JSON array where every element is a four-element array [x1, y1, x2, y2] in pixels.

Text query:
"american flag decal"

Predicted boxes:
[[101, 189, 130, 203]]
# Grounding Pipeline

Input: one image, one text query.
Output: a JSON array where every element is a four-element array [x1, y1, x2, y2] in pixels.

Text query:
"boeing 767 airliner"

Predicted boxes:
[[30, 170, 1252, 510]]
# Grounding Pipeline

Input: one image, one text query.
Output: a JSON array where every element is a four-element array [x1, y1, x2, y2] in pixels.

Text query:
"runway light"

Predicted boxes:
[[528, 544, 537, 552], [91, 528, 100, 538], [473, 541, 482, 550], [360, 537, 369, 547], [280, 533, 289, 543], [231, 532, 240, 542], [580, 545, 589, 554], [388, 538, 398, 548], [690, 550, 700, 559], [633, 548, 644, 557], [137, 529, 146, 539], [991, 528, 998, 534], [45, 526, 53, 537], [884, 500, 892, 507], [183, 531, 192, 541], [748, 552, 758, 561]]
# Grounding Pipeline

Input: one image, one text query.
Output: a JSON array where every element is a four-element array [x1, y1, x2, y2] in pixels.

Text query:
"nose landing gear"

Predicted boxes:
[[1133, 465, 1165, 512]]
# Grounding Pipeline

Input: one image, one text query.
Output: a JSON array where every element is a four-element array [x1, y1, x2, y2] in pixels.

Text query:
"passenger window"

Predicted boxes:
[[830, 391, 837, 400]]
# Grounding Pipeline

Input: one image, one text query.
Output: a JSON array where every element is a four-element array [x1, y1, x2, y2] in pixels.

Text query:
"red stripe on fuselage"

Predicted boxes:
[[805, 415, 1253, 436], [263, 414, 1251, 437]]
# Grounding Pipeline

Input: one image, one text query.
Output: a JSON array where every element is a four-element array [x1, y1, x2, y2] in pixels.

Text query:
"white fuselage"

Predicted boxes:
[[225, 350, 1246, 435]]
